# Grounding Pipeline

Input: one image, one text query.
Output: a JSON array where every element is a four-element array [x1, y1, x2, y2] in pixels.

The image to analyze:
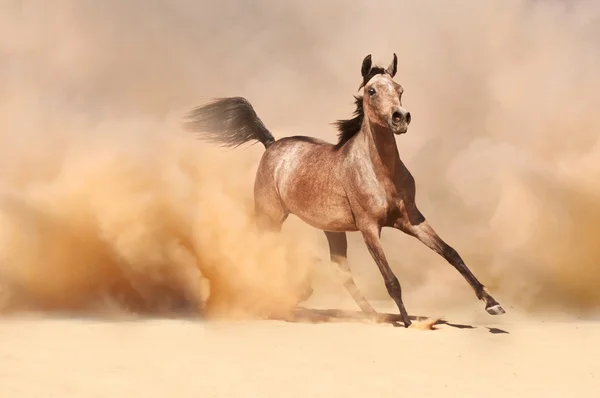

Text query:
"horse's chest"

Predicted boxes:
[[351, 164, 397, 220]]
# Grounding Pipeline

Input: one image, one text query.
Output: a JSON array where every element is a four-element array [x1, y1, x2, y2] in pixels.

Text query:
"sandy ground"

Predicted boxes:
[[1, 301, 597, 398]]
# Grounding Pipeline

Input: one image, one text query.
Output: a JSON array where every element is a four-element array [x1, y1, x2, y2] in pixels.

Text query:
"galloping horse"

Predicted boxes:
[[183, 54, 505, 327]]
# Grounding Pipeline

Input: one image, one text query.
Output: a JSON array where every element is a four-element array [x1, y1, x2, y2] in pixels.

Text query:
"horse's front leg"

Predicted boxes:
[[359, 224, 412, 327], [394, 202, 505, 315]]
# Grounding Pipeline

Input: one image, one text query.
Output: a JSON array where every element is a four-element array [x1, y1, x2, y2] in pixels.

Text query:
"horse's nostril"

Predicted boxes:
[[392, 112, 402, 122], [406, 112, 411, 124]]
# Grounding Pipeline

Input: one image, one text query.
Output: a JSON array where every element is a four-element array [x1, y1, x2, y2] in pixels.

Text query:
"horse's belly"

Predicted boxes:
[[285, 196, 357, 232], [295, 210, 358, 232]]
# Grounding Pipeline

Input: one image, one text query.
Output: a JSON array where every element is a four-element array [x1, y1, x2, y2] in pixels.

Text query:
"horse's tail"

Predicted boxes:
[[183, 97, 275, 150]]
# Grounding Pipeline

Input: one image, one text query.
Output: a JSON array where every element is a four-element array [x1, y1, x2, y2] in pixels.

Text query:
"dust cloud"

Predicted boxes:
[[0, 0, 599, 319]]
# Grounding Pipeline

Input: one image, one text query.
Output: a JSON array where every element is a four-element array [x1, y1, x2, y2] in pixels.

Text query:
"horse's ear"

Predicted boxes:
[[386, 53, 398, 78], [361, 54, 372, 78]]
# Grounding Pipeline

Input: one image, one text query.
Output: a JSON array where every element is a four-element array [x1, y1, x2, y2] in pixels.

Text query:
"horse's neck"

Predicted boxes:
[[359, 121, 402, 178]]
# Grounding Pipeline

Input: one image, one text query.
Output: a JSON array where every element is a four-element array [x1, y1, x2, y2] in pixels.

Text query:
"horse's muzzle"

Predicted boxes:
[[390, 109, 410, 134], [393, 126, 408, 135]]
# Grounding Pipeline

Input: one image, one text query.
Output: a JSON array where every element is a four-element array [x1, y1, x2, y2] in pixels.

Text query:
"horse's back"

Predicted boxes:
[[254, 136, 357, 231]]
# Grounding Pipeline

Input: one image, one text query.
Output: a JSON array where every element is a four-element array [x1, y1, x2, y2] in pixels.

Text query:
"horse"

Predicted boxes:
[[183, 53, 505, 327]]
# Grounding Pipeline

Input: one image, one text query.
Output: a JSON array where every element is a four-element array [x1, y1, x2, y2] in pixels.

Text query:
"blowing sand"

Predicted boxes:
[[1, 0, 599, 396]]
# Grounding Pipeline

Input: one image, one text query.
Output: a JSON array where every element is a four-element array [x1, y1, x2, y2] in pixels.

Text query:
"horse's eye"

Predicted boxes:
[[368, 88, 376, 96]]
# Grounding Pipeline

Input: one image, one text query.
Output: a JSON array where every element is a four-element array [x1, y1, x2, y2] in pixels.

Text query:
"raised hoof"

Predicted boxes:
[[486, 304, 506, 315]]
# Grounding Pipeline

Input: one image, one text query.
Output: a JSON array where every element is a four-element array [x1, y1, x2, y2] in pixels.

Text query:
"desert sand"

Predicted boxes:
[[1, 302, 598, 397], [1, 1, 599, 397]]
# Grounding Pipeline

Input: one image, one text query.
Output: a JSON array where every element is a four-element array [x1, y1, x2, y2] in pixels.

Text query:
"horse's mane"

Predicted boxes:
[[333, 65, 388, 148], [333, 95, 364, 148]]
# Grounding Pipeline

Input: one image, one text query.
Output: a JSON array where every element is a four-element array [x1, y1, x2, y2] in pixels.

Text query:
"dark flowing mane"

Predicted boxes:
[[333, 95, 364, 148], [333, 65, 389, 148]]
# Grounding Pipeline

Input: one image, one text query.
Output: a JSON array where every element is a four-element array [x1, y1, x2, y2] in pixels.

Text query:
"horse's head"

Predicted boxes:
[[359, 54, 411, 135]]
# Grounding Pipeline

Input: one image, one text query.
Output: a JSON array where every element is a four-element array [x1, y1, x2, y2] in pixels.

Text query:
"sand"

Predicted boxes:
[[1, 303, 597, 397]]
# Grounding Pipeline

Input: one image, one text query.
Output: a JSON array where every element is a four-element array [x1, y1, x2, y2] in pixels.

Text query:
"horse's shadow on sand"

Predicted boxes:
[[33, 306, 507, 335], [272, 307, 509, 335]]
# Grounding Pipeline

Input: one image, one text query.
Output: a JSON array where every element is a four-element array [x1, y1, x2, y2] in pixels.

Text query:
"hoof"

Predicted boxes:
[[486, 304, 506, 315]]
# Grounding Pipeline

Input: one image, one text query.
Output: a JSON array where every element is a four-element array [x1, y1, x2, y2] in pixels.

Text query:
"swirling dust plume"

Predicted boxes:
[[0, 0, 599, 320]]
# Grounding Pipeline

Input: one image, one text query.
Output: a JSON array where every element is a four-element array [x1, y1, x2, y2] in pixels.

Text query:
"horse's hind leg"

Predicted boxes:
[[255, 207, 287, 232], [324, 231, 376, 315], [254, 179, 288, 233], [253, 184, 314, 304]]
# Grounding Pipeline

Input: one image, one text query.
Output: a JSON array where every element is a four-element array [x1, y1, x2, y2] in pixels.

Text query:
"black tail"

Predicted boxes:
[[183, 97, 276, 149]]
